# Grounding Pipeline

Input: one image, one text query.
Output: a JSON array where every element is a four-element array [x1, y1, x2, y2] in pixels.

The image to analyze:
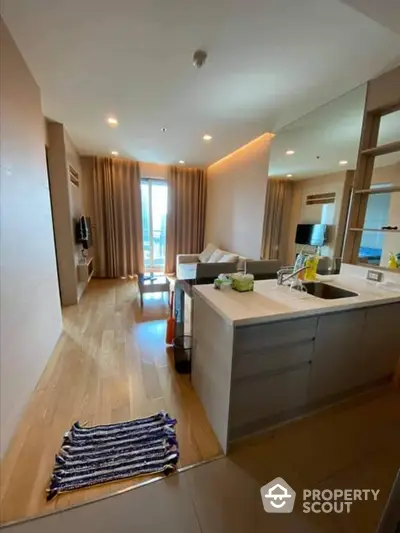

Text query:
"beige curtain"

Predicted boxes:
[[93, 157, 144, 277], [261, 179, 293, 261], [165, 166, 207, 273]]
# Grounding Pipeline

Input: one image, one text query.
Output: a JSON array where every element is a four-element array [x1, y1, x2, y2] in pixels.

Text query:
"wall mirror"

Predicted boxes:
[[268, 82, 399, 272]]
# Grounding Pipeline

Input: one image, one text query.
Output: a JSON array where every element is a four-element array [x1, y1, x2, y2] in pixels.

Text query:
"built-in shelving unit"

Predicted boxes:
[[349, 228, 400, 234], [343, 65, 400, 269], [361, 140, 400, 157]]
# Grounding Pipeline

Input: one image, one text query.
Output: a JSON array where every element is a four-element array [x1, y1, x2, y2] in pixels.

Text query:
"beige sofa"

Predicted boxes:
[[177, 246, 248, 280]]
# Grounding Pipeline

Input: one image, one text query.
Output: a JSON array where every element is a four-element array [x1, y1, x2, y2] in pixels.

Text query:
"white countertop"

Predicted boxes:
[[193, 274, 400, 326]]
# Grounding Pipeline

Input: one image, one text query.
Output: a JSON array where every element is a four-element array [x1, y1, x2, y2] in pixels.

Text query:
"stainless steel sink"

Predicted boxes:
[[292, 282, 358, 299]]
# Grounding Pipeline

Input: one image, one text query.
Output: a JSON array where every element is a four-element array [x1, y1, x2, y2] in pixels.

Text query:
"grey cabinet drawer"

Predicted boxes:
[[229, 364, 310, 429], [232, 339, 314, 380], [361, 303, 400, 381], [235, 317, 317, 354]]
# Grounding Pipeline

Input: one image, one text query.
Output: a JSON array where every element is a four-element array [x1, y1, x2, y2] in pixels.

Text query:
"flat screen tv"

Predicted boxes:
[[295, 224, 327, 246], [75, 216, 93, 249]]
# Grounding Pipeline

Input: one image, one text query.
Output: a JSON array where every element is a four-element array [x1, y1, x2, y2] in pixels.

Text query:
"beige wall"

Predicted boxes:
[[205, 135, 272, 259], [139, 161, 168, 180], [0, 19, 62, 457], [286, 171, 347, 263], [46, 122, 85, 304]]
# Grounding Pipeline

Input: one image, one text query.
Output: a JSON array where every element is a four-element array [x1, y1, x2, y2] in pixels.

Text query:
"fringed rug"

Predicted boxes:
[[47, 411, 179, 500]]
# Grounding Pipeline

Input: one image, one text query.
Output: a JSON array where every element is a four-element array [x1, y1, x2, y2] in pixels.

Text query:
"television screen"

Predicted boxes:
[[75, 216, 93, 249], [295, 224, 327, 246]]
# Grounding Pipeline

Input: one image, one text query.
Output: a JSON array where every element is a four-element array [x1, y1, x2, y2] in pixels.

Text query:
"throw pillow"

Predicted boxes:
[[199, 243, 217, 263], [208, 249, 225, 263], [218, 253, 238, 263]]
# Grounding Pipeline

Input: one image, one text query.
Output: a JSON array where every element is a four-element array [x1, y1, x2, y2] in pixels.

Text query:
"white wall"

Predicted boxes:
[[205, 135, 272, 259], [0, 19, 62, 457]]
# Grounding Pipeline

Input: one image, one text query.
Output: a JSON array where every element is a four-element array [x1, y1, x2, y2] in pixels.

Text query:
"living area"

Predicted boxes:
[[1, 2, 400, 531]]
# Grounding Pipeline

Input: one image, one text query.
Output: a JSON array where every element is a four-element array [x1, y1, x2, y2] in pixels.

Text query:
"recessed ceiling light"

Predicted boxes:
[[178, 160, 185, 164], [107, 117, 118, 126], [286, 150, 295, 155], [161, 127, 167, 132], [203, 134, 212, 141], [286, 174, 293, 178], [111, 151, 119, 156], [339, 160, 348, 165]]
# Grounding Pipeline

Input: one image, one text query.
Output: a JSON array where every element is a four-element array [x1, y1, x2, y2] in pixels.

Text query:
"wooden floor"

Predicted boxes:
[[0, 279, 221, 525]]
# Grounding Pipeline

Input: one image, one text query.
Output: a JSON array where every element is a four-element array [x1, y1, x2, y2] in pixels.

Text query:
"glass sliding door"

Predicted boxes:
[[141, 179, 168, 272]]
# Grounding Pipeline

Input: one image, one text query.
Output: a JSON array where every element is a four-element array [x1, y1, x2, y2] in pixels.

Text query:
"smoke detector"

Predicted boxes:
[[193, 50, 207, 69]]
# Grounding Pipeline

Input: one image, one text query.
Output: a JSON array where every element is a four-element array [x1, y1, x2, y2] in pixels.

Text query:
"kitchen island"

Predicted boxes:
[[191, 266, 400, 452]]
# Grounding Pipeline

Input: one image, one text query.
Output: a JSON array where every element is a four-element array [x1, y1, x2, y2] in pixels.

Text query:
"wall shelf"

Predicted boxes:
[[77, 256, 94, 283], [361, 140, 400, 157], [354, 186, 400, 195], [349, 228, 400, 233]]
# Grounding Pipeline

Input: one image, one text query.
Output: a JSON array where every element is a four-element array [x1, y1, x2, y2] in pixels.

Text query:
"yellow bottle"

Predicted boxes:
[[388, 252, 397, 270], [304, 255, 319, 281]]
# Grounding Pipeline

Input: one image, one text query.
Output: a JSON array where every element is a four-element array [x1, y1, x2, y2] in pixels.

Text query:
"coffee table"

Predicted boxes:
[[137, 273, 170, 307]]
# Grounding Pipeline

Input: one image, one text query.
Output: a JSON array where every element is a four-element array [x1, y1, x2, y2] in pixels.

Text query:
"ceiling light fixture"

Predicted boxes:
[[179, 160, 185, 164], [161, 127, 167, 132], [286, 174, 293, 178], [339, 160, 348, 165], [286, 150, 295, 155], [107, 117, 118, 126], [111, 151, 119, 156], [203, 134, 212, 141]]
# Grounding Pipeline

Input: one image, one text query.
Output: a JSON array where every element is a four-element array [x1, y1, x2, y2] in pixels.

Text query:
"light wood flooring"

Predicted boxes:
[[4, 386, 400, 533], [0, 279, 221, 525]]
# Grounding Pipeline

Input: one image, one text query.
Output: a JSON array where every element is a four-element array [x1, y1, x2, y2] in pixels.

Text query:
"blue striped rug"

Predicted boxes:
[[47, 411, 179, 500]]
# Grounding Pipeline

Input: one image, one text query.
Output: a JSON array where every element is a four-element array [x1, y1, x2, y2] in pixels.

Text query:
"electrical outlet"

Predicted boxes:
[[367, 270, 383, 282]]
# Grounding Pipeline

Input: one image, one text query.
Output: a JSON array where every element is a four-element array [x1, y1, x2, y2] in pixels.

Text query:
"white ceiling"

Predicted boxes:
[[269, 85, 400, 179], [2, 0, 400, 167], [340, 0, 400, 36]]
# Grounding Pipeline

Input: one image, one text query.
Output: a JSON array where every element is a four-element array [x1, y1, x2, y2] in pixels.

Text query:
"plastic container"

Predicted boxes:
[[231, 273, 254, 292], [172, 335, 192, 374]]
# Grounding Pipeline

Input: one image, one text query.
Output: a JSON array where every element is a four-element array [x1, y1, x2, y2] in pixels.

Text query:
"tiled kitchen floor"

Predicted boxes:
[[4, 386, 400, 533]]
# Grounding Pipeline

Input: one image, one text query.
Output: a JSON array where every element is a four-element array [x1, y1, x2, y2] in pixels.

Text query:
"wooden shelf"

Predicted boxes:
[[354, 186, 400, 195], [349, 228, 400, 233], [361, 140, 400, 157]]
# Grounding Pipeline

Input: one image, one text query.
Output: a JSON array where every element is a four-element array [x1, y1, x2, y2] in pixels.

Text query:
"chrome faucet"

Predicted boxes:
[[277, 265, 309, 286]]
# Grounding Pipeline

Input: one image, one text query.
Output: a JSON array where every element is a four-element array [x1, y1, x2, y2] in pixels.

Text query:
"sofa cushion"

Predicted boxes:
[[208, 249, 225, 263], [199, 243, 217, 263], [177, 262, 198, 280], [218, 253, 238, 263]]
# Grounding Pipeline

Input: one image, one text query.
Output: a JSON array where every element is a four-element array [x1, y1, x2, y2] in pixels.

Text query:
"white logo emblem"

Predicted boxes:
[[261, 477, 296, 513]]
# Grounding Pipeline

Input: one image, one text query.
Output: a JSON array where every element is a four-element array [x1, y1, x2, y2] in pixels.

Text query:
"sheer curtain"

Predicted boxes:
[[93, 157, 144, 277], [261, 178, 293, 261], [165, 166, 207, 273]]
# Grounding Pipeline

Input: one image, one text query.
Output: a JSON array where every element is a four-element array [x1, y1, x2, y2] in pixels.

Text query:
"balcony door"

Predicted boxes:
[[141, 179, 168, 272]]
